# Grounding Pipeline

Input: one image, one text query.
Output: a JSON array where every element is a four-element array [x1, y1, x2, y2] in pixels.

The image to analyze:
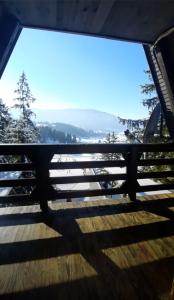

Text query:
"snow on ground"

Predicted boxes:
[[51, 155, 171, 201], [50, 155, 103, 202], [0, 171, 21, 196], [105, 166, 171, 196], [53, 154, 97, 162], [137, 178, 171, 195], [116, 132, 127, 143]]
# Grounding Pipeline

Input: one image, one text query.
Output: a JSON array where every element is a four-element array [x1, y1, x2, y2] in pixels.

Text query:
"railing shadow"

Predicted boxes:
[[0, 196, 174, 227], [0, 197, 174, 299]]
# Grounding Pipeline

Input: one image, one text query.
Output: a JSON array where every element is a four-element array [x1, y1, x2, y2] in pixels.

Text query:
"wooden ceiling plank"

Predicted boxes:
[[72, 0, 100, 32], [1, 1, 174, 45], [91, 0, 116, 34]]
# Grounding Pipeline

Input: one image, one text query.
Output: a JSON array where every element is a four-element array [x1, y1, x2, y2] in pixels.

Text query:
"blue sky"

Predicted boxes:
[[0, 28, 149, 119]]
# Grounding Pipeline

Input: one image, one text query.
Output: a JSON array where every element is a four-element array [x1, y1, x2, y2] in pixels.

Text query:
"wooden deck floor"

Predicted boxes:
[[0, 194, 174, 300]]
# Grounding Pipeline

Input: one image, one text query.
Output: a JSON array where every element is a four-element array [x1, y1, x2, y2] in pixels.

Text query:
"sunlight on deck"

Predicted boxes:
[[0, 194, 174, 299], [0, 255, 97, 294], [76, 210, 168, 233]]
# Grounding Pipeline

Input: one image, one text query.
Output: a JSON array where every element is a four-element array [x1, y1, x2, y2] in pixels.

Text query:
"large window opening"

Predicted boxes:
[[1, 28, 171, 204], [0, 28, 150, 145]]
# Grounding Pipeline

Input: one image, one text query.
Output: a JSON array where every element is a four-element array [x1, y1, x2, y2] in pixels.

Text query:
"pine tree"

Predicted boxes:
[[4, 73, 39, 196], [72, 135, 77, 143], [0, 99, 11, 143], [141, 70, 159, 114], [6, 72, 39, 144], [119, 70, 173, 183], [66, 133, 72, 144], [98, 132, 119, 190], [0, 99, 11, 164], [102, 132, 120, 161], [119, 70, 164, 142]]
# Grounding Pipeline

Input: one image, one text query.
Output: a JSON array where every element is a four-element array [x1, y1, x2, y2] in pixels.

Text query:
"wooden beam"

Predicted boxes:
[[0, 13, 22, 78], [144, 44, 174, 139], [0, 142, 173, 155], [91, 0, 116, 33], [138, 183, 174, 192], [49, 173, 127, 184], [50, 160, 126, 169], [139, 158, 174, 166]]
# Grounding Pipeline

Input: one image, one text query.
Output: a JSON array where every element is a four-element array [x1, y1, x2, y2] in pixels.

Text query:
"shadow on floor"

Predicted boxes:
[[0, 197, 174, 299]]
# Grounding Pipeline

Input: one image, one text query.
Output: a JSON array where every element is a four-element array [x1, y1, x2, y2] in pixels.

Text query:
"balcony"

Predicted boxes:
[[0, 143, 174, 299]]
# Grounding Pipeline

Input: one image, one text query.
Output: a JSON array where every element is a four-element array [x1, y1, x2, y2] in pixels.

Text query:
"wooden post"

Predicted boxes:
[[0, 14, 22, 78], [36, 153, 50, 212], [171, 278, 174, 300], [127, 146, 138, 201], [29, 149, 55, 212]]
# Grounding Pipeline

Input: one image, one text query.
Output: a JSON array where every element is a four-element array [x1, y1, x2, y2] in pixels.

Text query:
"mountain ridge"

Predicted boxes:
[[37, 121, 99, 137], [34, 108, 125, 132]]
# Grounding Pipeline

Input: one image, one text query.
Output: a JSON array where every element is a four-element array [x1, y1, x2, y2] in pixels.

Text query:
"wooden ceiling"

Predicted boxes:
[[1, 1, 174, 137], [1, 0, 174, 44]]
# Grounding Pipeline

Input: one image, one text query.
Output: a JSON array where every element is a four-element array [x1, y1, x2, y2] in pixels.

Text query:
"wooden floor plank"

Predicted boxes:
[[0, 194, 174, 299]]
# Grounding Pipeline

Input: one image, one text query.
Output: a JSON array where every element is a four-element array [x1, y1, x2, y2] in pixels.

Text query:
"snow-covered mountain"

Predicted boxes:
[[34, 109, 125, 133]]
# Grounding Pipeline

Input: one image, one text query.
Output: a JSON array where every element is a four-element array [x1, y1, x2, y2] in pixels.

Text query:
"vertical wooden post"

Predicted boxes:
[[29, 149, 55, 212], [127, 146, 138, 201], [35, 152, 50, 212]]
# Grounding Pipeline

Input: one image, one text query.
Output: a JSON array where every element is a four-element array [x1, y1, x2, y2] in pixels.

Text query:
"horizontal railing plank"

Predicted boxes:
[[0, 174, 126, 188], [50, 160, 126, 169], [51, 187, 128, 200], [137, 171, 174, 179], [0, 194, 32, 204], [138, 184, 174, 192], [138, 158, 174, 166], [0, 142, 173, 155], [0, 163, 35, 171], [0, 160, 126, 172], [0, 178, 36, 187], [0, 143, 131, 154], [134, 143, 174, 152], [50, 174, 127, 184]]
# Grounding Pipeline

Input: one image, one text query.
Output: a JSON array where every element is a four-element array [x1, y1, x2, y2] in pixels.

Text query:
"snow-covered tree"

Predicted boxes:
[[119, 70, 163, 142], [0, 99, 11, 143], [102, 132, 120, 161], [6, 72, 39, 143], [0, 99, 11, 164], [119, 70, 173, 184]]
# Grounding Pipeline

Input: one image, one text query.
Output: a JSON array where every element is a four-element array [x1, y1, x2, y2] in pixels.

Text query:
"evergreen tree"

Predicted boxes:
[[0, 99, 11, 163], [119, 70, 173, 183], [141, 70, 159, 114], [0, 99, 11, 142], [39, 126, 78, 144], [6, 72, 38, 143], [102, 132, 120, 161], [119, 70, 166, 142], [98, 132, 119, 190], [66, 133, 72, 144], [4, 73, 40, 197], [72, 135, 77, 143]]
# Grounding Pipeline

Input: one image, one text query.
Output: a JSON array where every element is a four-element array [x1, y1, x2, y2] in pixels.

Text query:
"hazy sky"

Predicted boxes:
[[0, 28, 150, 119]]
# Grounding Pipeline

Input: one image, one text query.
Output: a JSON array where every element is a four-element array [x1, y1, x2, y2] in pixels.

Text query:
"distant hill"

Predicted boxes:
[[34, 109, 125, 133], [37, 121, 97, 138]]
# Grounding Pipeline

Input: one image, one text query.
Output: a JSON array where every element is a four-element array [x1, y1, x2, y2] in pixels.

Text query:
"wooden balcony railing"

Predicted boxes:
[[0, 143, 174, 211]]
